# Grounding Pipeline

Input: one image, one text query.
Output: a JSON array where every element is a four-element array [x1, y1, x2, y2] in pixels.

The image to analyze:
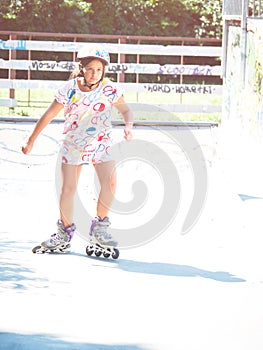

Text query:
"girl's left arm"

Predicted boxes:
[[113, 96, 134, 141]]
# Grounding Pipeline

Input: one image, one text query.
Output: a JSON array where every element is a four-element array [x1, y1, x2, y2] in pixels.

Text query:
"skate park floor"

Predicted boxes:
[[1, 120, 263, 350]]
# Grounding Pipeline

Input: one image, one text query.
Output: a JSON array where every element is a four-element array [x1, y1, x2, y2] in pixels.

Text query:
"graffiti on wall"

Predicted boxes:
[[30, 61, 77, 71], [144, 84, 218, 94], [0, 59, 221, 77], [108, 63, 220, 76], [0, 39, 27, 50]]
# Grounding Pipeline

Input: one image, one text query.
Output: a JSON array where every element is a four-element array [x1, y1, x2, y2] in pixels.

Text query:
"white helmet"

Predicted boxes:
[[77, 45, 110, 66]]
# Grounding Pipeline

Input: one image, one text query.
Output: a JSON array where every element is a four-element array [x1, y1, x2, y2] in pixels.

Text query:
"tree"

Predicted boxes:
[[0, 0, 91, 33], [86, 0, 200, 37], [0, 0, 223, 38], [182, 0, 222, 38]]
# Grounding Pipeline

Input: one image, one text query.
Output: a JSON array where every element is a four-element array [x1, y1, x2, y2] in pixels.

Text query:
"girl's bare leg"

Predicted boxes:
[[60, 163, 82, 227], [94, 160, 116, 219]]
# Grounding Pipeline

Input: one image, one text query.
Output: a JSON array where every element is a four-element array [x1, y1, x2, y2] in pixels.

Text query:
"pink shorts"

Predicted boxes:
[[60, 138, 113, 165]]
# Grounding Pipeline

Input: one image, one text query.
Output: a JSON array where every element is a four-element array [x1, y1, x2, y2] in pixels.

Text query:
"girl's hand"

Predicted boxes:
[[21, 139, 34, 155], [124, 125, 133, 141]]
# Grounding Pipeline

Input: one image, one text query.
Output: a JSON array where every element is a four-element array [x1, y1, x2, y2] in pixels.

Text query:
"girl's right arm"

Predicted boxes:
[[22, 99, 63, 155]]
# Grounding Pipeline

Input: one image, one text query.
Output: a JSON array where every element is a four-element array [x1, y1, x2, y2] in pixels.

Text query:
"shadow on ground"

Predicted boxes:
[[117, 259, 246, 282], [0, 333, 147, 350], [0, 236, 245, 290], [0, 238, 48, 292], [85, 256, 246, 283]]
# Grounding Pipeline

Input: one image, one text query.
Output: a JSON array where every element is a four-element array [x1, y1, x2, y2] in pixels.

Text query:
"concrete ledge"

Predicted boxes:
[[0, 116, 219, 128]]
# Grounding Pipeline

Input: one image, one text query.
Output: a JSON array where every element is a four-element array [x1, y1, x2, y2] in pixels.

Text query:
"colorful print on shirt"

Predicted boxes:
[[55, 78, 123, 165]]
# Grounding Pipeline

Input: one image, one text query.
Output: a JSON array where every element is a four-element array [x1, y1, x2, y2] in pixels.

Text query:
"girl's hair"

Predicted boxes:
[[70, 57, 107, 80]]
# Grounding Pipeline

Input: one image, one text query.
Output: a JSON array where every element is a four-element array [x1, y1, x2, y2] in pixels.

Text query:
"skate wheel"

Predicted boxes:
[[65, 243, 71, 250], [59, 244, 69, 252], [32, 245, 44, 254], [95, 250, 102, 257], [112, 248, 119, 260], [103, 251, 111, 258], [86, 246, 94, 256]]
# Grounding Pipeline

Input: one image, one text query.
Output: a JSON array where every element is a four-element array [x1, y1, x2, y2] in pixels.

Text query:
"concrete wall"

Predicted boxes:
[[223, 18, 263, 140], [246, 19, 263, 138]]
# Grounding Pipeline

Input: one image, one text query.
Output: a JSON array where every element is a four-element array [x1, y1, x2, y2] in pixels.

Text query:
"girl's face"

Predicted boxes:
[[82, 58, 104, 85]]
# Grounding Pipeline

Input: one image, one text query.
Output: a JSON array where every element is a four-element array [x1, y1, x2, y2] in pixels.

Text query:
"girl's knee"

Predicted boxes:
[[101, 174, 116, 194], [61, 184, 77, 197], [108, 171, 117, 191]]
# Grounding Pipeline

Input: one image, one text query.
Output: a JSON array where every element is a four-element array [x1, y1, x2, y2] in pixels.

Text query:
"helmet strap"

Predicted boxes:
[[84, 81, 100, 89]]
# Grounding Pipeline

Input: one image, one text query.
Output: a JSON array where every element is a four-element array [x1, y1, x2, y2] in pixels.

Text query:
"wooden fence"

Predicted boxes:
[[0, 32, 222, 115]]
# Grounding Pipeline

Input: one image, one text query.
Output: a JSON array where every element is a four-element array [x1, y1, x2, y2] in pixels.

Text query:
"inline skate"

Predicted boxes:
[[86, 216, 119, 259], [32, 220, 76, 254]]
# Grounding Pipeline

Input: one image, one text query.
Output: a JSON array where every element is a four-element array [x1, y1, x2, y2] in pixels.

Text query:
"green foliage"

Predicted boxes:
[[182, 0, 222, 38], [0, 0, 222, 38], [0, 0, 92, 33], [87, 0, 199, 37]]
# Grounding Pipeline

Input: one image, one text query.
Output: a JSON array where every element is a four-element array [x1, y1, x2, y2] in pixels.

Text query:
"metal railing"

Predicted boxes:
[[0, 31, 222, 116]]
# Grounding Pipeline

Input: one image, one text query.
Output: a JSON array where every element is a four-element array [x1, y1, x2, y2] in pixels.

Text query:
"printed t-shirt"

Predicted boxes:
[[55, 78, 123, 165]]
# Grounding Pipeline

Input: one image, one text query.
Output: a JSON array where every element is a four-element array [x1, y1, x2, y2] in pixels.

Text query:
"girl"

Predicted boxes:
[[22, 45, 134, 251]]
